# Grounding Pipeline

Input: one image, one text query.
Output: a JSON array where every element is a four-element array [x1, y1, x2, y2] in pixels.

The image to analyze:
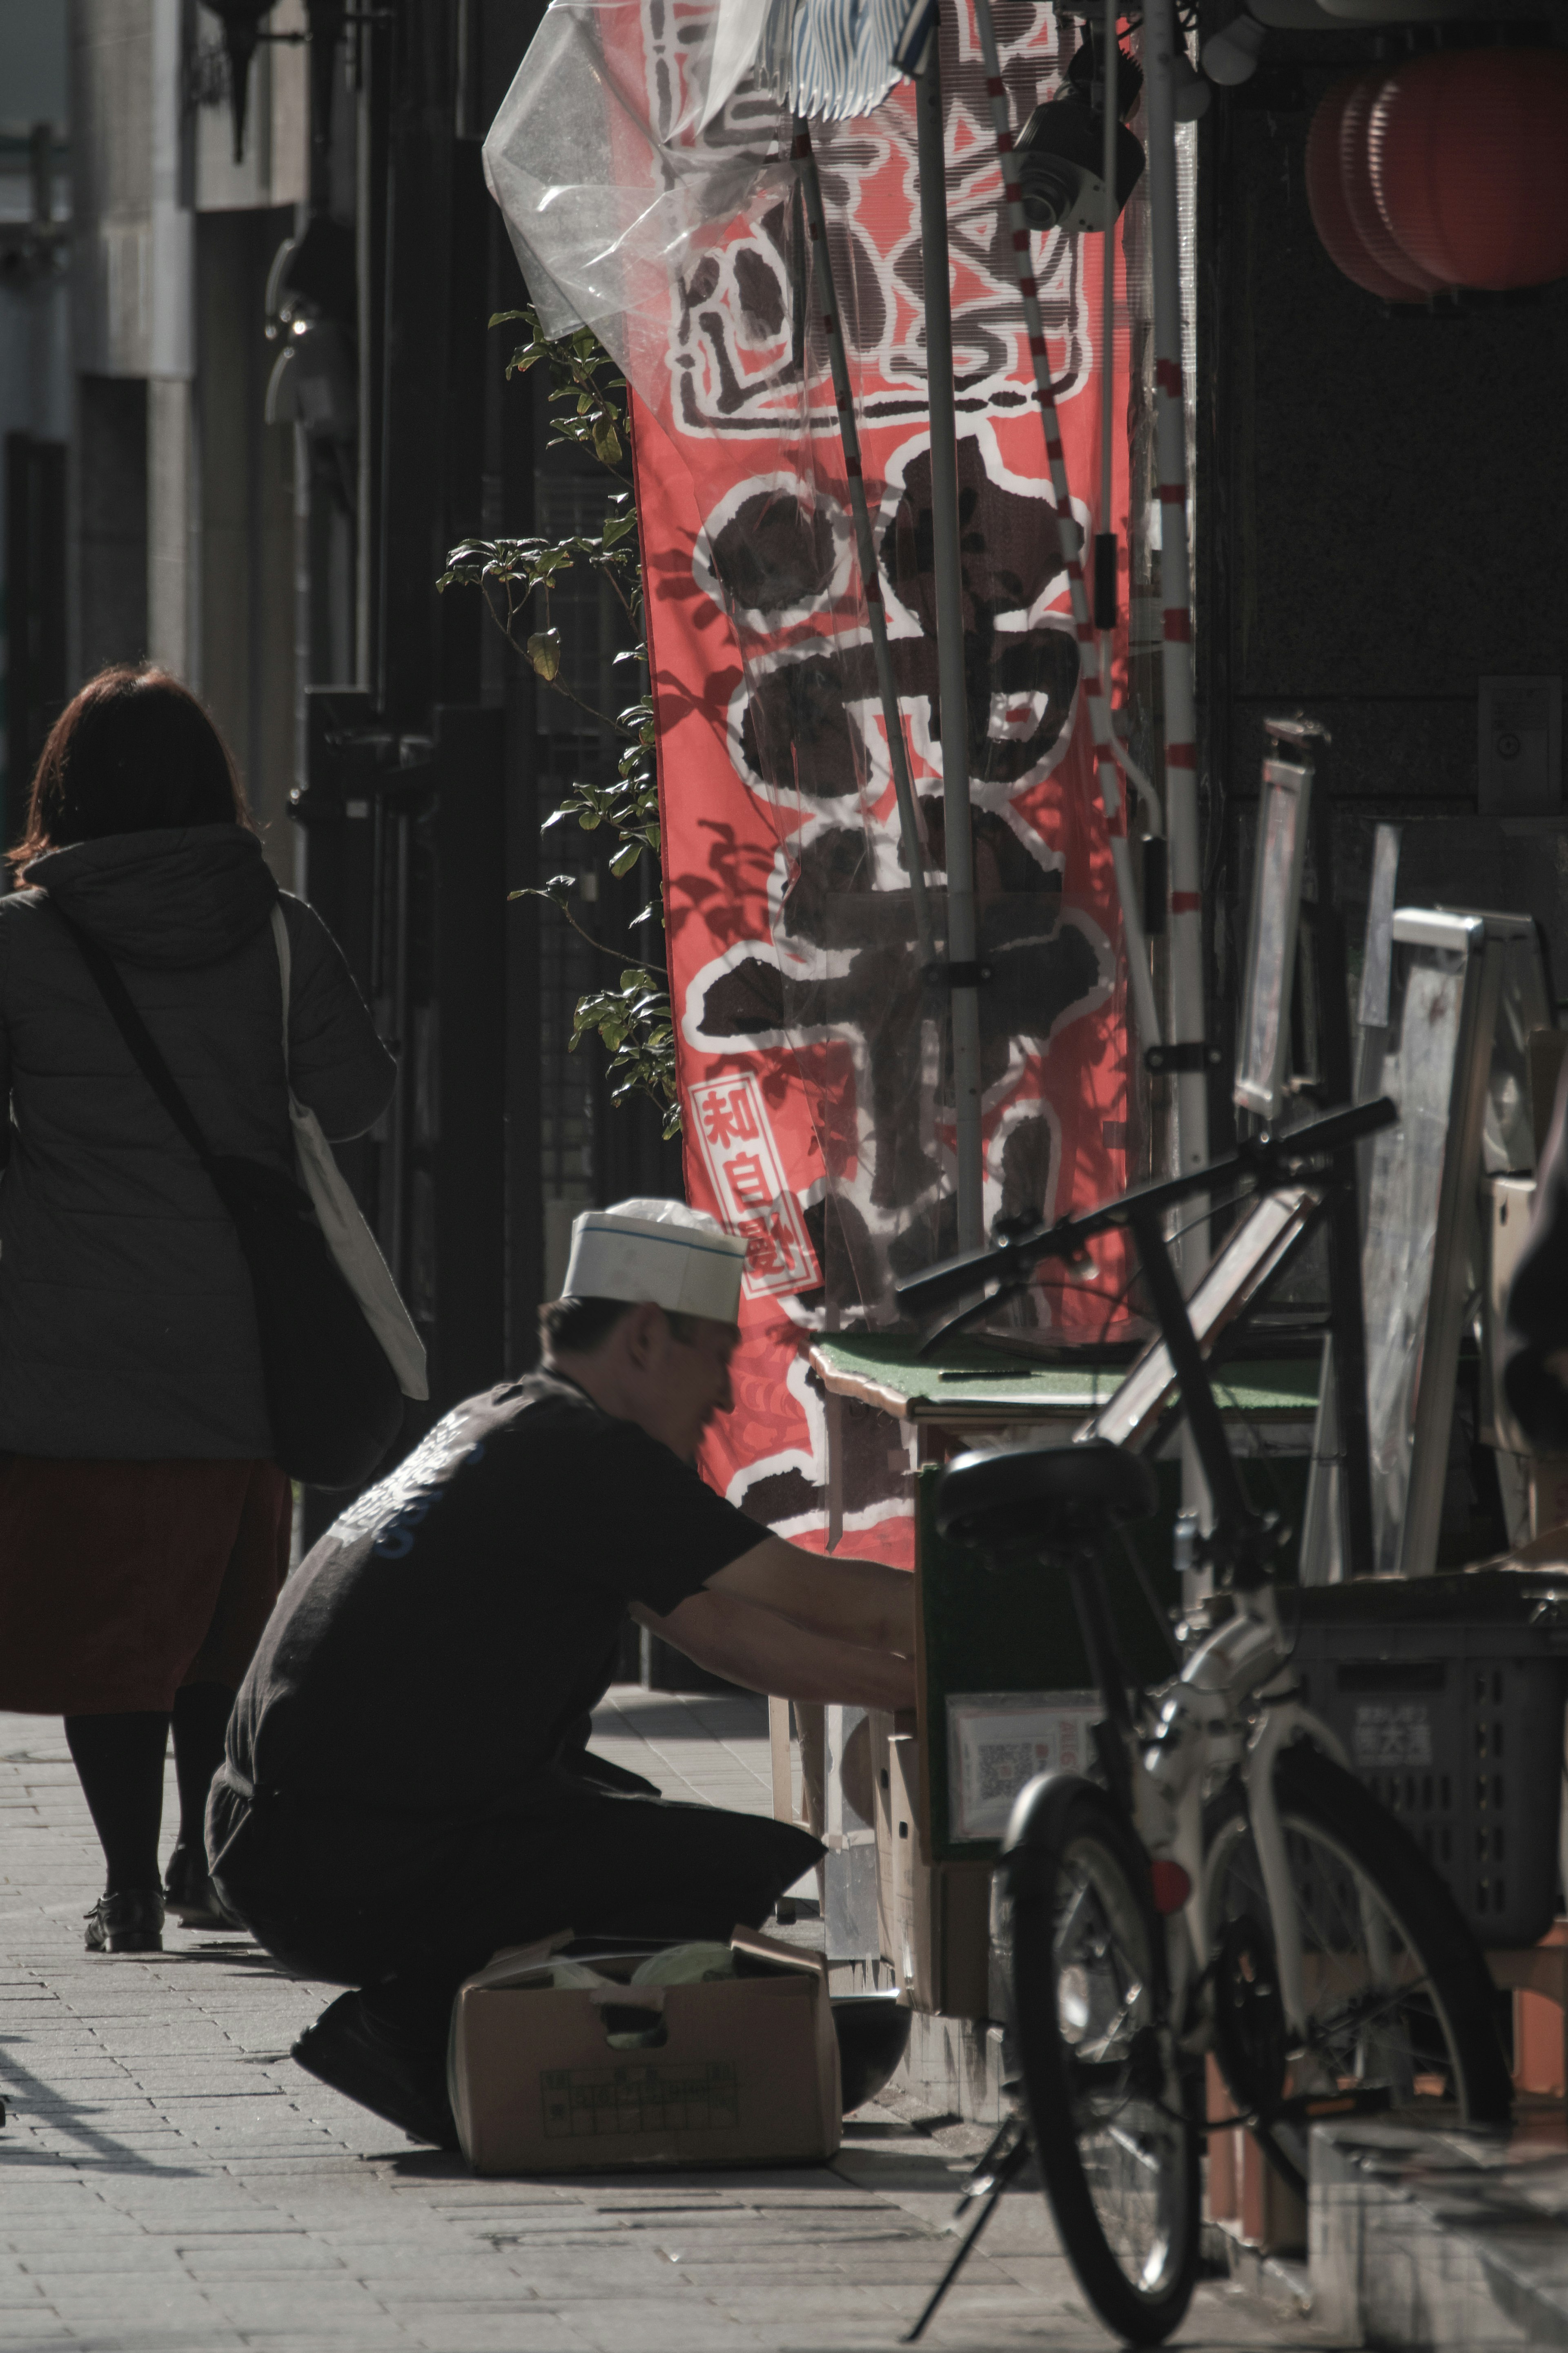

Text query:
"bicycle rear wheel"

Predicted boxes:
[[1001, 1776, 1200, 2346], [1205, 1738, 1512, 2200]]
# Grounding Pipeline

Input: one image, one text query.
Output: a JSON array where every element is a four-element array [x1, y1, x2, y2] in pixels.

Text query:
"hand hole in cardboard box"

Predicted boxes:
[[590, 1987, 670, 2050]]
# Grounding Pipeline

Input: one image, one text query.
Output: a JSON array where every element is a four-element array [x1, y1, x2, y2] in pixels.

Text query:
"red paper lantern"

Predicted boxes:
[[1340, 71, 1451, 297], [1306, 73, 1429, 301], [1371, 48, 1568, 292]]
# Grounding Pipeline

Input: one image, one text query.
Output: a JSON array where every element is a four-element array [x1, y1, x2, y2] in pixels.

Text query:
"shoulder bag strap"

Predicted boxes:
[[52, 906, 218, 1174], [269, 904, 295, 1089]]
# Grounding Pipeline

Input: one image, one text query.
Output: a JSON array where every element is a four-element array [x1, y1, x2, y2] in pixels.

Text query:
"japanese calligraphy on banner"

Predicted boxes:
[[484, 0, 1142, 1559]]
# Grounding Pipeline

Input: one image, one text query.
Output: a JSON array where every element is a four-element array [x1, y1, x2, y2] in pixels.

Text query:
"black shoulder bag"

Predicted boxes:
[[62, 914, 405, 1490]]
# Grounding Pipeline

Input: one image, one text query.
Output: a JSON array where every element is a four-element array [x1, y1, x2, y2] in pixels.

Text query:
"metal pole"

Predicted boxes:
[[1098, 4, 1118, 611], [1142, 0, 1207, 1184], [902, 2119, 1030, 2344], [792, 123, 938, 976], [1305, 740, 1376, 1581], [915, 34, 985, 1254], [969, 0, 1162, 1056]]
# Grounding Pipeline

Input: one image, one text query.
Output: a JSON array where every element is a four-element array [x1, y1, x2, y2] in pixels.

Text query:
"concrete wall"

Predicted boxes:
[[67, 0, 301, 853], [0, 4, 72, 830], [70, 0, 154, 381]]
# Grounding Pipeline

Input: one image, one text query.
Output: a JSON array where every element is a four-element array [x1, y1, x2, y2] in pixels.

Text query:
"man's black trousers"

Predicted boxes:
[[207, 1769, 825, 2044]]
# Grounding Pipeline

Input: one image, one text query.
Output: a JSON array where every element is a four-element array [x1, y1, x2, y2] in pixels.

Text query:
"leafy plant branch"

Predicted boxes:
[[439, 307, 679, 1132], [510, 874, 667, 979], [438, 516, 641, 735], [572, 970, 680, 1142]]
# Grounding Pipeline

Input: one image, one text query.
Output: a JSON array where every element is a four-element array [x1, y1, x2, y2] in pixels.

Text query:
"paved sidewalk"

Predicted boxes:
[[0, 1690, 1333, 2353]]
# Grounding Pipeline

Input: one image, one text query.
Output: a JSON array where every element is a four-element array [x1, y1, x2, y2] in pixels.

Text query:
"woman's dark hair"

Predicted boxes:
[[8, 665, 253, 872]]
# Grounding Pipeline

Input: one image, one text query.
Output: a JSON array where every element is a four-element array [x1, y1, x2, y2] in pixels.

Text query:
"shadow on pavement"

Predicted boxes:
[[0, 2041, 203, 2175]]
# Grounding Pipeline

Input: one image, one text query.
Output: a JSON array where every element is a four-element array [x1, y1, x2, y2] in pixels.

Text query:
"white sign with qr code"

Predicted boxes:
[[946, 1692, 1101, 1841]]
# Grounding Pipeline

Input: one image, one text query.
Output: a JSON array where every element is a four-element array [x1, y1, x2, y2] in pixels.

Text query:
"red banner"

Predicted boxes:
[[631, 5, 1137, 1559]]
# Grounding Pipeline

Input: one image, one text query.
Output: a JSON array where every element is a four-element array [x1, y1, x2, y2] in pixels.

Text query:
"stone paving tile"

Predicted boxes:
[[0, 1699, 1340, 2353], [394, 2321, 592, 2353]]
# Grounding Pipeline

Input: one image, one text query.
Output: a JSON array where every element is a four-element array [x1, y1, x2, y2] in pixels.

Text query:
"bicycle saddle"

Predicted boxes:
[[934, 1439, 1159, 1554]]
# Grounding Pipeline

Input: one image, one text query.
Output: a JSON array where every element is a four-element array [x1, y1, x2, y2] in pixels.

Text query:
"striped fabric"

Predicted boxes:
[[753, 0, 928, 122]]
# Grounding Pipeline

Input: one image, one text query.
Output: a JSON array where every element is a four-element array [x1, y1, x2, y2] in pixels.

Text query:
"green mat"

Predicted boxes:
[[813, 1331, 1321, 1421]]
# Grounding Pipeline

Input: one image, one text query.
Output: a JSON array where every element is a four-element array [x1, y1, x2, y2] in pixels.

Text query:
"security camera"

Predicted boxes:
[[1014, 29, 1147, 234]]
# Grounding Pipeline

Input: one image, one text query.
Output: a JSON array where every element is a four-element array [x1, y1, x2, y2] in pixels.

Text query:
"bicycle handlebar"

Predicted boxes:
[[895, 1096, 1399, 1315]]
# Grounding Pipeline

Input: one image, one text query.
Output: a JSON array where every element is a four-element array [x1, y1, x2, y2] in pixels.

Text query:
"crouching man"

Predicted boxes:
[[207, 1199, 915, 2146]]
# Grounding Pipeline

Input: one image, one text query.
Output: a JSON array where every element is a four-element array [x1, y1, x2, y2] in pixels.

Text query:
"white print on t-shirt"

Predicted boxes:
[[327, 1410, 488, 1561]]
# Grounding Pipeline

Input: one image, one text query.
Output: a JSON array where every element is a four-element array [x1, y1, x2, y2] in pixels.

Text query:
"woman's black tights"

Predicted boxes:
[[65, 1684, 236, 1896]]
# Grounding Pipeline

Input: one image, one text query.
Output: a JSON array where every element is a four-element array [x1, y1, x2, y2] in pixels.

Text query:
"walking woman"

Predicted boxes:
[[0, 667, 395, 1954]]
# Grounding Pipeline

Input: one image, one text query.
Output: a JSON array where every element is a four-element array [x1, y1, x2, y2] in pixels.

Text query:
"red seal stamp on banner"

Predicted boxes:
[[689, 1074, 821, 1301]]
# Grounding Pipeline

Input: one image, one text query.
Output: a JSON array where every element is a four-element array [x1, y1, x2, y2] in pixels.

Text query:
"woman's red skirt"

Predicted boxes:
[[0, 1456, 290, 1714]]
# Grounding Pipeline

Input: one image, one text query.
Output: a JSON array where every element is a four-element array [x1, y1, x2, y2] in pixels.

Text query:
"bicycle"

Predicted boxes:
[[893, 1099, 1514, 2348]]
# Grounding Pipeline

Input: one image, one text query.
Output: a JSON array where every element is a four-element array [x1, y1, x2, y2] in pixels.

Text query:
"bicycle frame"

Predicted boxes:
[[903, 1099, 1420, 2351], [1133, 1595, 1352, 2045], [1066, 1555, 1351, 2053], [906, 1101, 1402, 2076]]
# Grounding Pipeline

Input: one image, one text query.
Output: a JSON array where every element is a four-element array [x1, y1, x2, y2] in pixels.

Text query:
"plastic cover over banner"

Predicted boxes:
[[486, 0, 1142, 1561]]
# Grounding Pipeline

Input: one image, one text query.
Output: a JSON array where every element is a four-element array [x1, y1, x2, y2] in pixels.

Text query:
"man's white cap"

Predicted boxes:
[[562, 1197, 747, 1324]]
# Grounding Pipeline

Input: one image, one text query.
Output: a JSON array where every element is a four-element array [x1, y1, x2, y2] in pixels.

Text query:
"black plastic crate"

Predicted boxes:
[[1291, 1573, 1568, 1949]]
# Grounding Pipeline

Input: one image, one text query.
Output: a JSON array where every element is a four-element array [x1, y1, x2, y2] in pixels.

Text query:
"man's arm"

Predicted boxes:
[[630, 1589, 915, 1712], [705, 1536, 916, 1657]]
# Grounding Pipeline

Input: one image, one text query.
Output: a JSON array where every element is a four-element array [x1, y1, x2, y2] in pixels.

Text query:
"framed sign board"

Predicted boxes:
[[1235, 748, 1314, 1119], [1298, 822, 1400, 1586], [1082, 1185, 1324, 1453], [1360, 908, 1550, 1577]]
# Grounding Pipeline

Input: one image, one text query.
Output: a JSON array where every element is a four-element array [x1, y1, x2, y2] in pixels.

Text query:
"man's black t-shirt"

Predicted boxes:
[[224, 1373, 762, 1820]]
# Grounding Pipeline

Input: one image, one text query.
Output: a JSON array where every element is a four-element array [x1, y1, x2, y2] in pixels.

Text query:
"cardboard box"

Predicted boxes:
[[877, 1733, 991, 2018], [448, 1927, 842, 2176], [1530, 1458, 1568, 1540]]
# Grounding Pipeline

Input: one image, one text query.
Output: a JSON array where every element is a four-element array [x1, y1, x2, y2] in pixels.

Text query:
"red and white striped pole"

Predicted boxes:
[[968, 0, 1161, 1059], [1141, 0, 1209, 1187], [792, 120, 938, 978]]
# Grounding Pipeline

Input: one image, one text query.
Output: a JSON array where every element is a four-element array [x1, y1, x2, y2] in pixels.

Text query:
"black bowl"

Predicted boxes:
[[831, 1992, 912, 2114]]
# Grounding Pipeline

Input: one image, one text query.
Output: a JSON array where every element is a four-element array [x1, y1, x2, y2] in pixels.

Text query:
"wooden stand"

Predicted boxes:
[[1492, 1921, 1568, 2102]]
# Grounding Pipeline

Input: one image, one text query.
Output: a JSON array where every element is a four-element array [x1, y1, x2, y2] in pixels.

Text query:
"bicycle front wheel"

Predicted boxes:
[[1002, 1777, 1200, 2346], [1205, 1738, 1512, 2200]]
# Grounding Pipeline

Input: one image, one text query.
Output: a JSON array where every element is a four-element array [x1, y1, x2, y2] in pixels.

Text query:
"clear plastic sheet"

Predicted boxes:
[[483, 0, 794, 352]]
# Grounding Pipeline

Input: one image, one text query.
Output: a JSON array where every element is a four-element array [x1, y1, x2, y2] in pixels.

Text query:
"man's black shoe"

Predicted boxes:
[[292, 1990, 460, 2150], [164, 1843, 247, 1932], [84, 1889, 164, 1954]]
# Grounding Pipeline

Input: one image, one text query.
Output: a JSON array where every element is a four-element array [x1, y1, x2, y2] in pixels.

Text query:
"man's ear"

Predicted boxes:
[[620, 1300, 666, 1372]]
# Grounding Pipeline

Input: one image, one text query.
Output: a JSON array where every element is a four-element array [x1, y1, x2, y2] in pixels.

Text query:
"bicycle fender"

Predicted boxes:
[[1000, 1770, 1105, 1903], [1265, 1700, 1350, 1772]]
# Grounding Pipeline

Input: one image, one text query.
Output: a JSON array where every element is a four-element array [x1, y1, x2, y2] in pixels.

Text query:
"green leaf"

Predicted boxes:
[[441, 307, 674, 1133]]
